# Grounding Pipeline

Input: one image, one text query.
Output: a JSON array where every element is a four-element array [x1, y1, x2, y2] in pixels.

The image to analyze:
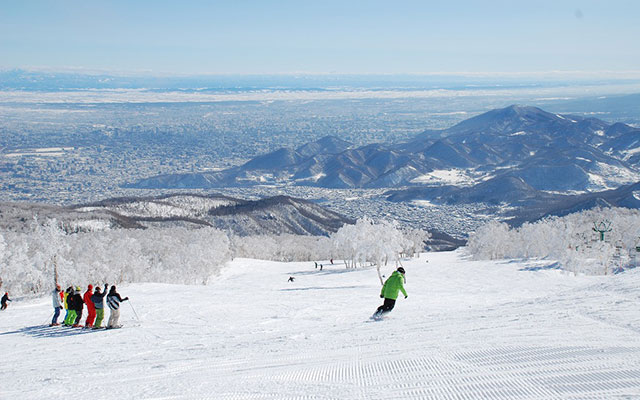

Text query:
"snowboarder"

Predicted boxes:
[[51, 284, 63, 326], [372, 267, 407, 319], [83, 285, 96, 328], [106, 285, 129, 329], [71, 286, 84, 327], [288, 276, 295, 282], [1, 292, 11, 310], [91, 284, 108, 329]]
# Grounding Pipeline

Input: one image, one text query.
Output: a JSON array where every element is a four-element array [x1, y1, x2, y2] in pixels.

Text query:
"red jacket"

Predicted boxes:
[[83, 288, 95, 311]]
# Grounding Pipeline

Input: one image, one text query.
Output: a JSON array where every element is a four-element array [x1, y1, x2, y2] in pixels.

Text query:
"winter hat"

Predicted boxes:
[[397, 267, 406, 274], [88, 284, 93, 290]]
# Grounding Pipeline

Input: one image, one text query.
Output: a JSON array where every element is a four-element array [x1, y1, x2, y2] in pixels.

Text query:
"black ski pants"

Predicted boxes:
[[374, 298, 396, 316]]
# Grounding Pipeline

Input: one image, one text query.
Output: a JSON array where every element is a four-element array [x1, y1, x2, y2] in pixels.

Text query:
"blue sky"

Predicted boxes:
[[1, 0, 639, 76]]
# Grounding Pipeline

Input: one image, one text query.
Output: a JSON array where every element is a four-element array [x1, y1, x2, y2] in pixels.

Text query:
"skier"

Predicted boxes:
[[71, 286, 84, 327], [50, 284, 63, 326], [91, 284, 108, 329], [1, 292, 11, 310], [83, 285, 96, 328], [106, 285, 129, 329], [372, 267, 407, 319], [62, 286, 73, 325], [288, 276, 295, 282], [64, 287, 77, 326]]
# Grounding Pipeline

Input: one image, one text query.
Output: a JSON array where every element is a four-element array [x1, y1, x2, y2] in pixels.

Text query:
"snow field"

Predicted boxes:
[[2, 250, 640, 399]]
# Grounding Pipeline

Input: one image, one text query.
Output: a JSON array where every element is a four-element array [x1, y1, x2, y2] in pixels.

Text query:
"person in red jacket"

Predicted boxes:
[[83, 284, 96, 328]]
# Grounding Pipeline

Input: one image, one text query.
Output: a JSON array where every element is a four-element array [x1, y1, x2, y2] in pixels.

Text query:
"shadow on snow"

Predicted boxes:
[[0, 325, 100, 338], [280, 285, 365, 292]]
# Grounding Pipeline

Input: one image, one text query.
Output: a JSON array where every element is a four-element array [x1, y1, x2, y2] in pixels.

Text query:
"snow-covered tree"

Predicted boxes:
[[467, 207, 640, 275], [331, 217, 406, 284], [0, 225, 233, 296], [230, 234, 332, 262], [401, 228, 431, 257]]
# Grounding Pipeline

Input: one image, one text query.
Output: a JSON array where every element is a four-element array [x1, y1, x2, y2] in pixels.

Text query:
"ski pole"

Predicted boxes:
[[128, 300, 140, 321]]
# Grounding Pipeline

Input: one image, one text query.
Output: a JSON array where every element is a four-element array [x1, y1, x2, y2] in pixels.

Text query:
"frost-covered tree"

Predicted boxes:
[[331, 217, 406, 284], [467, 207, 640, 275], [0, 232, 6, 290], [0, 225, 232, 296], [401, 228, 431, 257], [230, 234, 332, 262]]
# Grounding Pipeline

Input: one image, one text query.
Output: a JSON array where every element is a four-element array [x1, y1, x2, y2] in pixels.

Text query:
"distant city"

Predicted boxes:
[[1, 71, 639, 236]]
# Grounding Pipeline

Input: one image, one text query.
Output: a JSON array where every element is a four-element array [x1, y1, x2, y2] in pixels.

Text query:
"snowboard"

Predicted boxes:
[[369, 314, 387, 322]]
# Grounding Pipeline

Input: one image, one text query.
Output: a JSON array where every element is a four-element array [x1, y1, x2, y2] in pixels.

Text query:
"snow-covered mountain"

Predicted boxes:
[[127, 106, 640, 201], [0, 193, 353, 236]]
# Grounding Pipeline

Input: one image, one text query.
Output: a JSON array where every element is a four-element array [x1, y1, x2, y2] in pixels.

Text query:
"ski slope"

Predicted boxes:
[[2, 250, 640, 399]]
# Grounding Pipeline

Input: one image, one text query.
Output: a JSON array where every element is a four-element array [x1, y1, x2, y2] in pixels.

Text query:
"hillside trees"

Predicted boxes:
[[467, 207, 640, 275], [0, 215, 430, 296], [0, 224, 233, 296], [330, 217, 417, 284]]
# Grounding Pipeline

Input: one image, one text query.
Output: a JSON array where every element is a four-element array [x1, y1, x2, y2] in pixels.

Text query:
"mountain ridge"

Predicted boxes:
[[128, 105, 640, 199]]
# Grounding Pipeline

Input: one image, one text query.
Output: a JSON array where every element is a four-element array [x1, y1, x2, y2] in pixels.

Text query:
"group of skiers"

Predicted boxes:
[[51, 283, 129, 329]]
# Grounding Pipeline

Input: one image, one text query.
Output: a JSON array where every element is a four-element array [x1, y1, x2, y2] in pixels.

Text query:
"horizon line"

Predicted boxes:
[[3, 66, 640, 80]]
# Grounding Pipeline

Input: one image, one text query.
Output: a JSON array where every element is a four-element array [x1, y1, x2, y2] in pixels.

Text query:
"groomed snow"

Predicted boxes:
[[2, 250, 640, 399]]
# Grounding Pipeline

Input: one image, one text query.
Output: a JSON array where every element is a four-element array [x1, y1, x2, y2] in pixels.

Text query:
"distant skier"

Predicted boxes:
[[83, 285, 96, 328], [288, 276, 295, 282], [330, 259, 333, 265], [71, 286, 84, 327], [372, 267, 407, 319], [50, 284, 63, 326], [314, 262, 318, 269], [1, 292, 11, 310], [106, 285, 129, 329], [91, 284, 108, 329]]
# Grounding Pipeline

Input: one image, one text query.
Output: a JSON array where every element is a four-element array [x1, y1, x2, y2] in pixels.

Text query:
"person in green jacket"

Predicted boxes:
[[372, 267, 407, 319]]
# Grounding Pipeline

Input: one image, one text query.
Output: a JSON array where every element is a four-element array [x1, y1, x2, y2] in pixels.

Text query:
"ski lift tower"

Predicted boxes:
[[593, 220, 612, 242]]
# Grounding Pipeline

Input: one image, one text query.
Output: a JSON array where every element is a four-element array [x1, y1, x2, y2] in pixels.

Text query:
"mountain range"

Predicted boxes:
[[128, 105, 640, 212], [0, 194, 353, 237]]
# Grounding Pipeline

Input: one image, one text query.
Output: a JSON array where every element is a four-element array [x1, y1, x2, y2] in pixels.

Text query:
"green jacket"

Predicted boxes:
[[381, 271, 407, 300]]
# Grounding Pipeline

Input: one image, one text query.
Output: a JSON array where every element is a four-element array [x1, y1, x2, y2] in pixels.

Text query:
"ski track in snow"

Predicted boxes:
[[2, 250, 640, 399]]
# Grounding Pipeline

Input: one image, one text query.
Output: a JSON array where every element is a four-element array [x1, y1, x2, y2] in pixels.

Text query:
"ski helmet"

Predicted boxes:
[[397, 267, 406, 274]]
